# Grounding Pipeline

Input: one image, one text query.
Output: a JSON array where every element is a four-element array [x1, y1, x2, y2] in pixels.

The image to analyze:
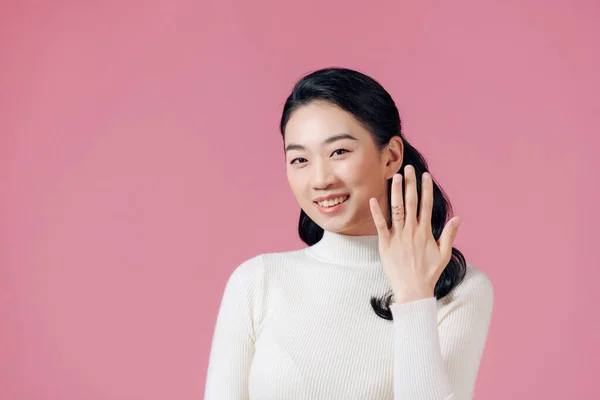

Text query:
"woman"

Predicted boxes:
[[204, 67, 494, 399]]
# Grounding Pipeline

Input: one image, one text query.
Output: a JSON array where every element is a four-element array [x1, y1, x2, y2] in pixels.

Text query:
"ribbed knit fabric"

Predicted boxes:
[[204, 230, 494, 400]]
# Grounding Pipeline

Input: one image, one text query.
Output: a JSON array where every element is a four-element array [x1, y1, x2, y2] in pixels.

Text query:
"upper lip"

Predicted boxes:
[[313, 193, 350, 203]]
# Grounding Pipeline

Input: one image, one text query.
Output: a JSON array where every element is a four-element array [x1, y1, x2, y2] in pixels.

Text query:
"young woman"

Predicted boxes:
[[204, 67, 494, 400]]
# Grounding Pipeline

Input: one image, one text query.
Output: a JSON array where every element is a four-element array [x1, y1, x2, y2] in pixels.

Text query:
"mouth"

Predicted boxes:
[[314, 195, 350, 214]]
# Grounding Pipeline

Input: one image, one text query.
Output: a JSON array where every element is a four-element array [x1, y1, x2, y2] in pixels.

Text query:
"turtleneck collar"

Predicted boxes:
[[305, 230, 381, 266]]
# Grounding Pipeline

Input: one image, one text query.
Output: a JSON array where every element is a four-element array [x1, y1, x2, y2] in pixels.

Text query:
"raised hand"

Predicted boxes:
[[369, 164, 462, 304]]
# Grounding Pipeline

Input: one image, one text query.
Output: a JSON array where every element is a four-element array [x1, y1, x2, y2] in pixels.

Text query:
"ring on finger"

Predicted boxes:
[[391, 204, 405, 218]]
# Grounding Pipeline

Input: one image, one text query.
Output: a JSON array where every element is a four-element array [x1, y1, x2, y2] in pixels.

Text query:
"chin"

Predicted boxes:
[[312, 215, 352, 233]]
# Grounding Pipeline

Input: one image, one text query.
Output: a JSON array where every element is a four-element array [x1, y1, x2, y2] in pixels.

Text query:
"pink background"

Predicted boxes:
[[1, 0, 599, 399]]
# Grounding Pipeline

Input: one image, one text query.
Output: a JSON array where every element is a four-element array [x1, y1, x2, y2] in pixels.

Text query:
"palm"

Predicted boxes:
[[369, 165, 461, 303]]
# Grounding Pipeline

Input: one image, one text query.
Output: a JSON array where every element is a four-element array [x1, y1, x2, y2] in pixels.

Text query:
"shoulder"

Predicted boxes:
[[441, 264, 494, 309], [223, 254, 265, 296], [238, 248, 307, 271], [458, 264, 494, 296], [225, 248, 304, 288]]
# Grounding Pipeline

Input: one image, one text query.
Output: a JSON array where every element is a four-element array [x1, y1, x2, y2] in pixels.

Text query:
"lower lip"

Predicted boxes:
[[315, 196, 349, 214]]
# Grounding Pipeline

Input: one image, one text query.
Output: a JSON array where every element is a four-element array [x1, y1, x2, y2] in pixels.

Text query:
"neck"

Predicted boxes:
[[306, 230, 381, 266]]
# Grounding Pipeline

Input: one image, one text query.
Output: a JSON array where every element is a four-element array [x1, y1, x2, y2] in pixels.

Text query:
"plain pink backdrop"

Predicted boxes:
[[1, 0, 598, 399]]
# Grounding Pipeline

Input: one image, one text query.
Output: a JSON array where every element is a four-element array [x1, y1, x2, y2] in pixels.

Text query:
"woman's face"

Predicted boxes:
[[284, 101, 402, 236]]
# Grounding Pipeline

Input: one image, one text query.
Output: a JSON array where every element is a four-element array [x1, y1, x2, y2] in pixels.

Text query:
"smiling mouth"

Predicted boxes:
[[315, 195, 350, 208]]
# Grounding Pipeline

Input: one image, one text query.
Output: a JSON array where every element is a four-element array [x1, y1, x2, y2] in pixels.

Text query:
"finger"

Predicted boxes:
[[403, 165, 418, 231], [369, 198, 390, 242], [418, 172, 434, 235], [438, 217, 461, 260], [390, 173, 405, 232]]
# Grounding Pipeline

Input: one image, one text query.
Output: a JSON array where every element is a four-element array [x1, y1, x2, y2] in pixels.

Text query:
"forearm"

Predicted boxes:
[[390, 270, 494, 400], [391, 297, 454, 400]]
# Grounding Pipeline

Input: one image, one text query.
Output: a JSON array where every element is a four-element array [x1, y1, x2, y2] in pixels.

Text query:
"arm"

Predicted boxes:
[[390, 269, 494, 400], [204, 256, 265, 399]]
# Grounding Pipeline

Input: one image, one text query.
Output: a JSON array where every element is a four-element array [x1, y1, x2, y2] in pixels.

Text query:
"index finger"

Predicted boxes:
[[369, 198, 390, 242]]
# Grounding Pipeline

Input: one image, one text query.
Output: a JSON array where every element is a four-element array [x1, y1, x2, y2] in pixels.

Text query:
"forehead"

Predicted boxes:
[[284, 101, 370, 145]]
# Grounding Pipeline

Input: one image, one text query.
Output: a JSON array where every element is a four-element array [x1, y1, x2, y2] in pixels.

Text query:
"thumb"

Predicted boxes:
[[438, 217, 461, 259]]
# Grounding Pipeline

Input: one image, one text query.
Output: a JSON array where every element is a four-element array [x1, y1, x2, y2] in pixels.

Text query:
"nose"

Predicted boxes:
[[311, 159, 336, 190]]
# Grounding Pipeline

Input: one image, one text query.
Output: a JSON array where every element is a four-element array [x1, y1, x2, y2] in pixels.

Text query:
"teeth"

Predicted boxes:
[[317, 196, 348, 207]]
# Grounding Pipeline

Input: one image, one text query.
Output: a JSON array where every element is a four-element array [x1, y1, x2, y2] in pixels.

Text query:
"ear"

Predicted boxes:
[[383, 136, 404, 180]]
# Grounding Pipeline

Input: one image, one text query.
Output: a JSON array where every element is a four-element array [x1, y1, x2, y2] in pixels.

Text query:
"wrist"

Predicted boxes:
[[392, 289, 434, 305]]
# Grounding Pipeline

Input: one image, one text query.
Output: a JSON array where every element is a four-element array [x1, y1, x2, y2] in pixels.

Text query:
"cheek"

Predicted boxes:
[[339, 157, 379, 188], [286, 170, 309, 200]]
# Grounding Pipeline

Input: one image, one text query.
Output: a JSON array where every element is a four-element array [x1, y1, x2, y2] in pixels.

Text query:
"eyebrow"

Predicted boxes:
[[284, 133, 358, 152]]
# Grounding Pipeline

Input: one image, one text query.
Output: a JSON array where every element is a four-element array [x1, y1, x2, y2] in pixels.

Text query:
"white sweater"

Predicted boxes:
[[204, 230, 494, 400]]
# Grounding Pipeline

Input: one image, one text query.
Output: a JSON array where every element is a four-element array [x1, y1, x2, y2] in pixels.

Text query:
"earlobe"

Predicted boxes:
[[384, 137, 404, 179]]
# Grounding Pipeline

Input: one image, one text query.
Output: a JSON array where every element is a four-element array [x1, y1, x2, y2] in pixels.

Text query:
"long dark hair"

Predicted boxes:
[[279, 67, 467, 320]]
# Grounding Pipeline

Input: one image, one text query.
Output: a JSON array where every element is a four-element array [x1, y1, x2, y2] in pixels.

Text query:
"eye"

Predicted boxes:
[[290, 157, 307, 165], [331, 149, 349, 156], [290, 149, 349, 165]]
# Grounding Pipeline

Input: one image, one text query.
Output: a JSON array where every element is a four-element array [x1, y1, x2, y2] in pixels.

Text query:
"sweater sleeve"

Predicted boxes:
[[204, 255, 265, 400], [390, 268, 494, 400]]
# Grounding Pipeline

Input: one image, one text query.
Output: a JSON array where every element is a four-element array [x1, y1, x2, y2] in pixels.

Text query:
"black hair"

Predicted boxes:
[[279, 67, 467, 320]]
